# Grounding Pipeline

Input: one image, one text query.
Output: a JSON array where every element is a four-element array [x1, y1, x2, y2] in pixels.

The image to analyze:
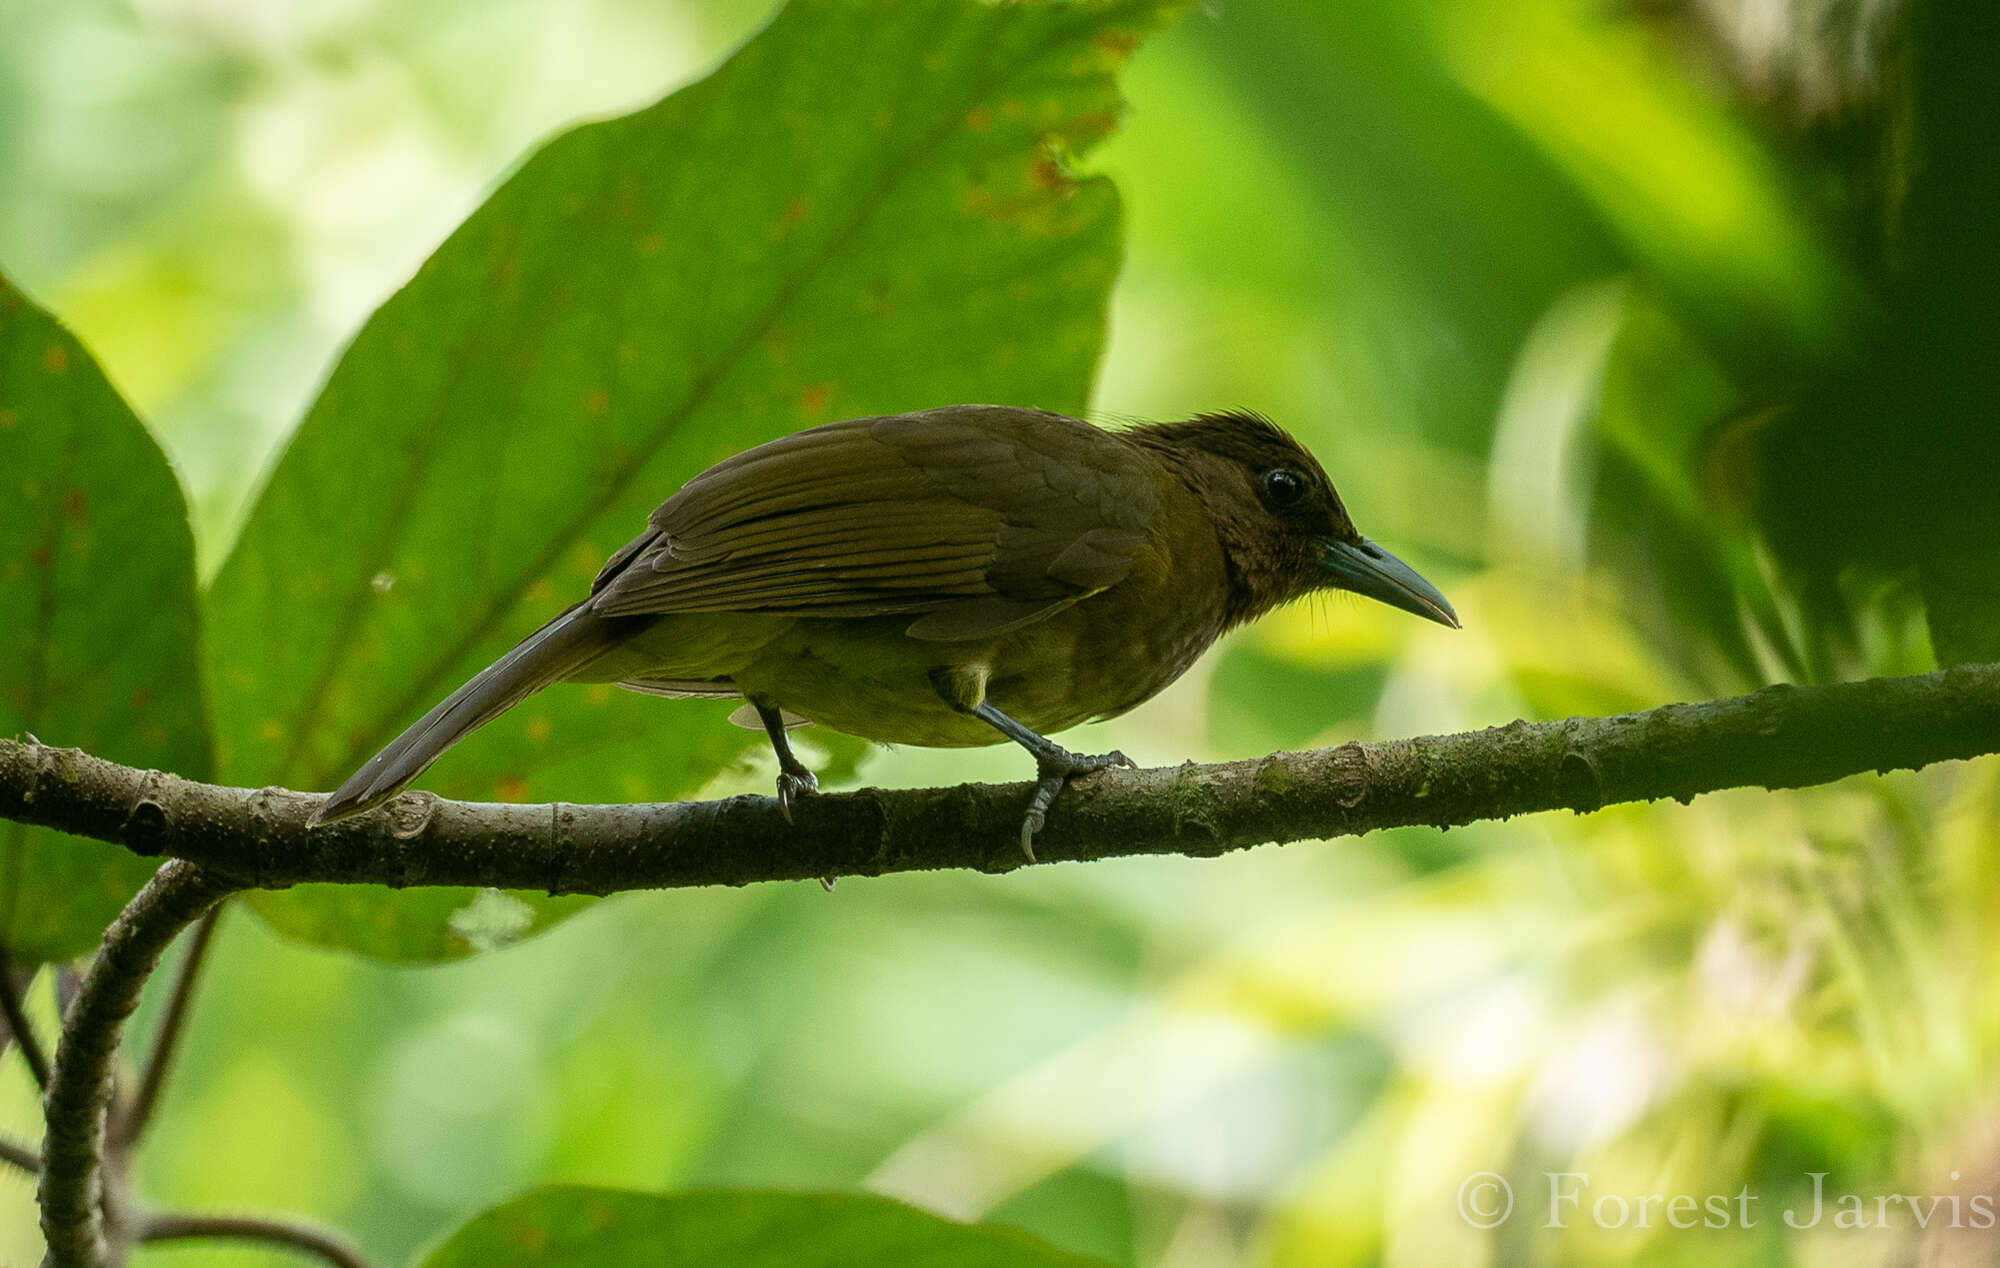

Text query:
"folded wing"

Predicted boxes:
[[586, 405, 1160, 642]]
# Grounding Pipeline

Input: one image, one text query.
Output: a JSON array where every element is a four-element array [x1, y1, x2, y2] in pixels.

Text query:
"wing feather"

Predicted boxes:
[[588, 406, 1162, 639]]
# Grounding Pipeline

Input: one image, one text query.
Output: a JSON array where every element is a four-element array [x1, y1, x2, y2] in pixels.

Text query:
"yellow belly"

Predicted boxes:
[[573, 584, 1225, 748]]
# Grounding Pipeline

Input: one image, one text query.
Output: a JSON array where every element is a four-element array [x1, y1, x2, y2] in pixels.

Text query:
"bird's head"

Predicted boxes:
[[1132, 411, 1459, 630]]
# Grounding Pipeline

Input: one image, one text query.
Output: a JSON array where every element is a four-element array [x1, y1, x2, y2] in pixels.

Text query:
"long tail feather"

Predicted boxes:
[[307, 603, 615, 825]]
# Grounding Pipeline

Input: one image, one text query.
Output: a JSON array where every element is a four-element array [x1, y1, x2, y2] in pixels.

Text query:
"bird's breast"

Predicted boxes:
[[980, 570, 1225, 732], [973, 496, 1234, 737]]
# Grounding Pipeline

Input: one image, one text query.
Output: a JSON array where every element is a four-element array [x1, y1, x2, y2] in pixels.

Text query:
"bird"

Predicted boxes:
[[307, 405, 1458, 854]]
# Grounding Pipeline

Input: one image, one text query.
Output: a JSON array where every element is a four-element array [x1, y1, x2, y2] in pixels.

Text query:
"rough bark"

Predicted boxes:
[[0, 664, 1995, 896]]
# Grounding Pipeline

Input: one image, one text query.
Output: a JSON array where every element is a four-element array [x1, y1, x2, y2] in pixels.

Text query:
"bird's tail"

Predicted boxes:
[[307, 602, 616, 826]]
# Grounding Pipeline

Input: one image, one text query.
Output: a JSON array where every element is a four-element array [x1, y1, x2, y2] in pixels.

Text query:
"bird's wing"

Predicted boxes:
[[586, 406, 1161, 642]]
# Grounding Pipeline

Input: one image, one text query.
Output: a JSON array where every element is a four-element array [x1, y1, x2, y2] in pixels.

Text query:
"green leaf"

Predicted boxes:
[[1593, 293, 1789, 689], [206, 0, 1177, 959], [0, 275, 211, 961], [421, 1188, 1114, 1268], [1920, 549, 2000, 667]]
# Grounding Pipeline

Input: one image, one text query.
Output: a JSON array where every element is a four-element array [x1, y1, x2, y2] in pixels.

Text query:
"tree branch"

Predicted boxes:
[[0, 1133, 38, 1174], [139, 1211, 375, 1268], [14, 664, 2000, 1266], [2, 665, 1998, 894], [39, 861, 237, 1268], [113, 904, 223, 1149], [0, 952, 48, 1090]]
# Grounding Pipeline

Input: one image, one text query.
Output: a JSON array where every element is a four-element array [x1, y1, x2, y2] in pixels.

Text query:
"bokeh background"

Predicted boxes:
[[4, 0, 1999, 1264]]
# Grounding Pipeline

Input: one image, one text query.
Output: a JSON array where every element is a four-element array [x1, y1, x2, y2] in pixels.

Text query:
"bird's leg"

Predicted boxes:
[[754, 702, 819, 824], [971, 701, 1133, 861]]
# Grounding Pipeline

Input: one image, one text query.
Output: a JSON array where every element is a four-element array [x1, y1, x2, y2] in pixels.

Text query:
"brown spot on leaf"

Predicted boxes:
[[797, 382, 833, 421], [525, 715, 552, 743], [493, 257, 518, 284], [1072, 111, 1120, 141], [1093, 29, 1140, 60], [63, 489, 88, 527], [30, 546, 50, 569], [584, 387, 609, 415], [509, 1220, 548, 1251], [131, 688, 153, 711], [258, 719, 284, 742], [495, 775, 529, 803], [638, 231, 665, 257], [785, 196, 810, 224], [41, 344, 68, 374], [965, 104, 994, 133], [1032, 155, 1073, 195], [0, 409, 17, 430]]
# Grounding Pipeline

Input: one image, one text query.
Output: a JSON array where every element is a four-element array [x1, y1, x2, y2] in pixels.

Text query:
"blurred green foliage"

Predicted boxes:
[[422, 1188, 1117, 1266], [0, 0, 1997, 1265]]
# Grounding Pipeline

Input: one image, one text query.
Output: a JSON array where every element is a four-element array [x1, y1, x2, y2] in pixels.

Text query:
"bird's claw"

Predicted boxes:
[[1020, 788, 1056, 862], [775, 767, 818, 824], [1017, 747, 1133, 861]]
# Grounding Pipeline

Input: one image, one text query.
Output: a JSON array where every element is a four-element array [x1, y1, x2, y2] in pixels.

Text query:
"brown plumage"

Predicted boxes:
[[310, 405, 1457, 853]]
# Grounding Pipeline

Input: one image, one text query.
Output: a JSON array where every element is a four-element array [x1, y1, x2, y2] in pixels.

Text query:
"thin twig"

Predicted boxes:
[[140, 1212, 375, 1268], [114, 904, 223, 1148], [0, 1134, 37, 1174], [38, 861, 237, 1268], [0, 951, 49, 1091]]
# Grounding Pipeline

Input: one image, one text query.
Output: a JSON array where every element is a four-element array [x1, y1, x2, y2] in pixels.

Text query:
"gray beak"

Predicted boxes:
[[1319, 538, 1460, 628]]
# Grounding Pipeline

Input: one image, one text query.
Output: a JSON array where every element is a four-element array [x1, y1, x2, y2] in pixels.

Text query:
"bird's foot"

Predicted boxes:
[[775, 766, 819, 824], [1019, 747, 1135, 861]]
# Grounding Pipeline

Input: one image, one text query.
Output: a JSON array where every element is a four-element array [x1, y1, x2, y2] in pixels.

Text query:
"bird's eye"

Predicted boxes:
[[1262, 468, 1306, 509]]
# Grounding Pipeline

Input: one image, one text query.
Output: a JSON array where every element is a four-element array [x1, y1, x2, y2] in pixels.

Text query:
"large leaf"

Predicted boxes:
[[206, 0, 1174, 958], [421, 1188, 1114, 1268], [0, 274, 210, 960]]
